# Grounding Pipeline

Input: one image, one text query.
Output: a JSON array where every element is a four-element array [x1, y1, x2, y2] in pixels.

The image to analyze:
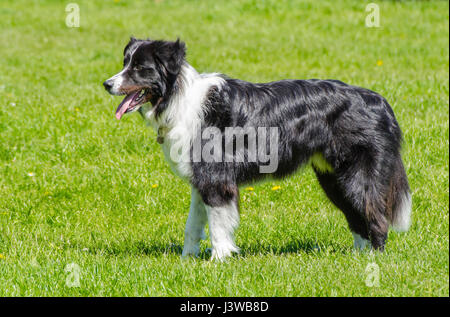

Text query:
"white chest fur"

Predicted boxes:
[[141, 64, 225, 180]]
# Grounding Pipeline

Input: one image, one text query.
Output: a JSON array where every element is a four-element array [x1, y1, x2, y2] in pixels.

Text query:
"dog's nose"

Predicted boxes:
[[103, 80, 113, 91]]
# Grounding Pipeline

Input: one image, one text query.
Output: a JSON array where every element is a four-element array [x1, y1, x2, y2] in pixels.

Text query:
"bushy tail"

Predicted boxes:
[[388, 157, 412, 232]]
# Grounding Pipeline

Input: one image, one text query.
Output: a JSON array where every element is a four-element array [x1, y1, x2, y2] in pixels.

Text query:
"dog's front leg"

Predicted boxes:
[[206, 200, 240, 261], [182, 187, 207, 258]]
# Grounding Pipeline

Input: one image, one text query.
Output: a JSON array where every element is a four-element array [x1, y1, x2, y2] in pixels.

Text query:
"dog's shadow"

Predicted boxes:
[[90, 238, 347, 259], [237, 239, 347, 257]]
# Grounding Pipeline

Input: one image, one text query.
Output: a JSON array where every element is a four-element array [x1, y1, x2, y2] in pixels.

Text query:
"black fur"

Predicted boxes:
[[191, 77, 409, 251]]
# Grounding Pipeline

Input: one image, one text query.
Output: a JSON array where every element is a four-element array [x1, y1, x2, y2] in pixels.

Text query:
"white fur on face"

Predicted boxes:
[[206, 201, 240, 261], [105, 44, 139, 95], [182, 187, 207, 257], [352, 232, 371, 250], [106, 69, 126, 95], [142, 63, 225, 179]]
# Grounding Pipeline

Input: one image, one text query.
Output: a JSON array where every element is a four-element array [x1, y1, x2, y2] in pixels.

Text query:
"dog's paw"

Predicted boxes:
[[210, 244, 239, 262], [181, 245, 200, 258]]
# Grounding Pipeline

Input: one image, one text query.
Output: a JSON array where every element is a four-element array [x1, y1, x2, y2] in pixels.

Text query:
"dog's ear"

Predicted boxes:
[[155, 39, 186, 75], [124, 36, 138, 55]]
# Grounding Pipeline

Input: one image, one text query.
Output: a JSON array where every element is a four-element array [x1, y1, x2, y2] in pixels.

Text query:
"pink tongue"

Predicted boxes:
[[115, 91, 140, 120]]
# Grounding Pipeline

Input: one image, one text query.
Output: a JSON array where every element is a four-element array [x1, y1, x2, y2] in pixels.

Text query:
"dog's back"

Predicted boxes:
[[194, 76, 411, 251]]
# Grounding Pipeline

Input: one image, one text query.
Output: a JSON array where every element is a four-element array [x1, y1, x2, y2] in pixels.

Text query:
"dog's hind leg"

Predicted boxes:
[[358, 156, 410, 251], [182, 187, 208, 257], [313, 168, 371, 250], [316, 157, 393, 251]]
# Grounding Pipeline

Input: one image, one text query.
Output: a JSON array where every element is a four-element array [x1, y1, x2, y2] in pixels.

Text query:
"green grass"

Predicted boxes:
[[0, 0, 448, 296]]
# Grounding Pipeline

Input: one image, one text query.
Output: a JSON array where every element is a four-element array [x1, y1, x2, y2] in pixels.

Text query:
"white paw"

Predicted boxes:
[[210, 243, 239, 261], [181, 244, 200, 258]]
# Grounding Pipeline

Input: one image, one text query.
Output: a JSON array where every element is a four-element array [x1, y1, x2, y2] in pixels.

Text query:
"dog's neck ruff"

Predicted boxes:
[[140, 62, 225, 178]]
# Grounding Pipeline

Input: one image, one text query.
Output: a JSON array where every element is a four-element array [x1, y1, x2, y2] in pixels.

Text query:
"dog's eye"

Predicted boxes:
[[133, 65, 143, 71]]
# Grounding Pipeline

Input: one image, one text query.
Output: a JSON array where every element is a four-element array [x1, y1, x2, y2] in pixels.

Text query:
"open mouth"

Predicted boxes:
[[115, 88, 152, 120]]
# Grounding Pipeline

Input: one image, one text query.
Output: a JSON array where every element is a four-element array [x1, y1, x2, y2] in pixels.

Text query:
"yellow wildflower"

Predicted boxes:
[[151, 184, 159, 188], [0, 254, 5, 259], [245, 187, 254, 191], [271, 185, 281, 191], [376, 60, 383, 66]]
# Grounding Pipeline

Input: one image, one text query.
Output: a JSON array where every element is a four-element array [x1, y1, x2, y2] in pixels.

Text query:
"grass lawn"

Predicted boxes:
[[0, 0, 448, 296]]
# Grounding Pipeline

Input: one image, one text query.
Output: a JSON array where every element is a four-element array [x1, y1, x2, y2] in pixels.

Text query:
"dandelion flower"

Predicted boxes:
[[376, 60, 383, 66], [245, 187, 254, 191], [151, 184, 159, 188], [271, 185, 281, 191], [0, 254, 4, 259]]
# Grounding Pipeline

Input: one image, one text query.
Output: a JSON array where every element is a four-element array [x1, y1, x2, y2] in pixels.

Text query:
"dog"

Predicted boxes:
[[103, 37, 411, 260]]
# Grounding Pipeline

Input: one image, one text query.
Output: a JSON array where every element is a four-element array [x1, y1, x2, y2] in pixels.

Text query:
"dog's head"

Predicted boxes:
[[103, 37, 186, 119]]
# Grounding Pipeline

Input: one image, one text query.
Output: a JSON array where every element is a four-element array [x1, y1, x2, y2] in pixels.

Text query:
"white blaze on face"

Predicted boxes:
[[106, 43, 140, 95], [106, 70, 126, 95]]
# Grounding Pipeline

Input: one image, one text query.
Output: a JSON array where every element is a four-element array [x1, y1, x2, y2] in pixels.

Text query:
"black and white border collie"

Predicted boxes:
[[103, 38, 411, 261]]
